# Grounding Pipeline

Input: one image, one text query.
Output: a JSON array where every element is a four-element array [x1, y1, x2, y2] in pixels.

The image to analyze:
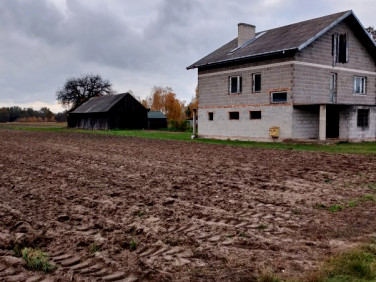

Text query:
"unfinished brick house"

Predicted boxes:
[[187, 11, 376, 141]]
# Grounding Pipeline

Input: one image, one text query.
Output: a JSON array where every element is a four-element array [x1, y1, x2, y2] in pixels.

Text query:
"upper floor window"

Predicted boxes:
[[332, 33, 349, 64], [229, 76, 242, 94], [353, 76, 366, 94], [252, 73, 261, 92], [271, 92, 287, 103], [329, 73, 337, 103]]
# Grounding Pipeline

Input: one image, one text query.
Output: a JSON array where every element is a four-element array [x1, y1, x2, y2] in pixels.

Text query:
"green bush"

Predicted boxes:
[[168, 120, 192, 132], [21, 248, 56, 273]]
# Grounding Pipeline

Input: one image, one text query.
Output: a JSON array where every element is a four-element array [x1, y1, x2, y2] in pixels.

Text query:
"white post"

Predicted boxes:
[[319, 105, 326, 141], [192, 109, 197, 138]]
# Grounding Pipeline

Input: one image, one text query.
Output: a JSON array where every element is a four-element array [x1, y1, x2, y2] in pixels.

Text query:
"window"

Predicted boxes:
[[229, 112, 239, 120], [357, 109, 369, 127], [250, 111, 261, 119], [332, 33, 349, 64], [271, 92, 287, 103], [329, 73, 337, 103], [253, 73, 261, 92], [208, 112, 213, 121], [229, 76, 242, 94], [353, 76, 366, 94]]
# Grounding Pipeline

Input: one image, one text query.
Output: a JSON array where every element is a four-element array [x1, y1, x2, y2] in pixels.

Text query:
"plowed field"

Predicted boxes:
[[1, 130, 376, 281]]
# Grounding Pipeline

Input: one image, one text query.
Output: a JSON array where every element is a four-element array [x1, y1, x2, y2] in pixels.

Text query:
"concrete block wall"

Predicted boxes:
[[344, 106, 376, 140], [293, 64, 376, 105], [338, 107, 351, 138], [198, 57, 294, 107], [296, 21, 376, 71], [294, 21, 376, 105], [292, 107, 319, 139], [198, 105, 293, 140]]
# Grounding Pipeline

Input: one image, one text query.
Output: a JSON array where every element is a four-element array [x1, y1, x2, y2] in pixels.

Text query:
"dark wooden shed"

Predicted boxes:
[[147, 111, 168, 129], [67, 93, 147, 130]]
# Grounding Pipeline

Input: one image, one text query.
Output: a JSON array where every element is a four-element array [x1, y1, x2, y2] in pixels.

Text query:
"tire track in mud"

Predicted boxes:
[[134, 201, 299, 271], [46, 209, 141, 281], [0, 256, 45, 282], [49, 250, 137, 281], [2, 130, 376, 280], [136, 244, 195, 268]]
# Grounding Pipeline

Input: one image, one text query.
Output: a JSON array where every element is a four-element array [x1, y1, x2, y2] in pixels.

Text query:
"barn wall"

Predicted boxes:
[[109, 95, 147, 129], [148, 119, 168, 129], [68, 113, 110, 130]]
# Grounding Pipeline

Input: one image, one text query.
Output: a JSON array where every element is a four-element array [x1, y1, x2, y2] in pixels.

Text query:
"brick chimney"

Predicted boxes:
[[238, 23, 255, 47]]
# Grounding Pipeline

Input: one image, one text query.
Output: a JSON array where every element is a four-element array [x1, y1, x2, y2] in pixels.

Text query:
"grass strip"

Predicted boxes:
[[1, 124, 376, 154]]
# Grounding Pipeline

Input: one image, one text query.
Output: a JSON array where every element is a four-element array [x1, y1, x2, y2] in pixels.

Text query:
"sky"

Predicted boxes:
[[0, 0, 375, 113]]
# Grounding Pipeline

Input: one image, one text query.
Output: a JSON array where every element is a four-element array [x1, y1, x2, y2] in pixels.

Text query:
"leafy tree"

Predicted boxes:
[[9, 106, 22, 121], [0, 108, 10, 122], [56, 74, 114, 111], [39, 107, 54, 121], [147, 86, 185, 121]]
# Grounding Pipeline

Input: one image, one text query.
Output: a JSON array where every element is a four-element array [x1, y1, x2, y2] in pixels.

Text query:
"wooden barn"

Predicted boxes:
[[147, 111, 168, 129], [67, 93, 147, 130]]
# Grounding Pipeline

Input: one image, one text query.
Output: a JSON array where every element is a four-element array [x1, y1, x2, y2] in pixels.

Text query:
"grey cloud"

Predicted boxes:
[[0, 0, 374, 111]]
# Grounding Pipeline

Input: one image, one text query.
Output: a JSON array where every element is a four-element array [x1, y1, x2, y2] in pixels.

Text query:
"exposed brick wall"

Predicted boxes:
[[294, 21, 376, 105], [292, 107, 319, 139], [342, 106, 376, 140], [296, 21, 376, 71], [198, 58, 294, 107], [198, 105, 293, 140]]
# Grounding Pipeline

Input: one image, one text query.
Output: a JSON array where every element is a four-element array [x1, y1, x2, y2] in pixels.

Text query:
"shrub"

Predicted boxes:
[[129, 239, 137, 251], [168, 120, 192, 132], [21, 248, 56, 273]]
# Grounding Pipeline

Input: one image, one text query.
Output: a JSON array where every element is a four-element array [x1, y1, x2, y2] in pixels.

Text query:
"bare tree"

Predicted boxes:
[[56, 74, 114, 111]]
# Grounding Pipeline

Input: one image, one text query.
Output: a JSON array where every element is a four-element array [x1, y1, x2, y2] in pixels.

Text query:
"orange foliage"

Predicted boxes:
[[148, 86, 185, 121]]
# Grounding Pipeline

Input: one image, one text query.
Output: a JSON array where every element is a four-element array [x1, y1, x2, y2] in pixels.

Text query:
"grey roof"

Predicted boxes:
[[71, 93, 129, 114], [147, 111, 167, 119], [187, 10, 376, 69]]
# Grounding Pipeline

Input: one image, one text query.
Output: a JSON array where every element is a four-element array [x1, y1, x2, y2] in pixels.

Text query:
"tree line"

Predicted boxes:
[[0, 106, 67, 123]]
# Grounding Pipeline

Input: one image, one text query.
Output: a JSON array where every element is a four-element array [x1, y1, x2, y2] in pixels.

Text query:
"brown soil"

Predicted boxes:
[[0, 130, 376, 281]]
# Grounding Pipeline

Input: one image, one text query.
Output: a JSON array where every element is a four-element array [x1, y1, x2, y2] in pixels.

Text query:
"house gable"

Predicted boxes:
[[294, 19, 376, 106], [297, 20, 376, 71], [187, 11, 376, 70]]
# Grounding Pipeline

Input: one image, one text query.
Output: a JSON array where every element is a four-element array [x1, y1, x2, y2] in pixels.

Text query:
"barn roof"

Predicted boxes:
[[187, 10, 376, 69], [147, 111, 167, 119], [71, 93, 129, 114]]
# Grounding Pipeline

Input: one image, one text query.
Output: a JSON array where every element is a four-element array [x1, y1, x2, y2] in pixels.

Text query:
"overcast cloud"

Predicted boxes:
[[0, 0, 375, 112]]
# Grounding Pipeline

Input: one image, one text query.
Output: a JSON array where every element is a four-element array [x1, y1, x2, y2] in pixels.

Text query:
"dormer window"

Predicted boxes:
[[332, 33, 349, 64]]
